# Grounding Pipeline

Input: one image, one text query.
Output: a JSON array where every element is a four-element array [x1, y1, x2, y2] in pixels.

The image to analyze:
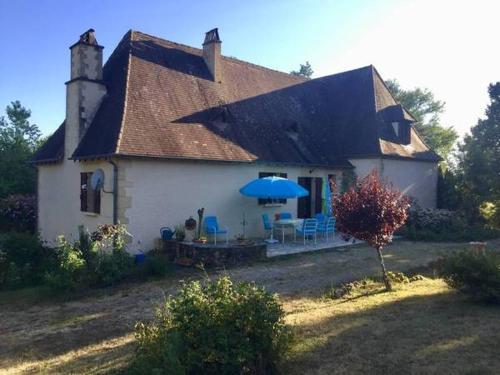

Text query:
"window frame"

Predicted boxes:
[[258, 172, 287, 205], [80, 172, 101, 214]]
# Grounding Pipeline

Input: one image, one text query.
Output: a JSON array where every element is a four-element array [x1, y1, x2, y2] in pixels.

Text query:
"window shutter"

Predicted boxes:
[[94, 188, 101, 214], [297, 177, 311, 218], [314, 177, 323, 214], [80, 173, 88, 212]]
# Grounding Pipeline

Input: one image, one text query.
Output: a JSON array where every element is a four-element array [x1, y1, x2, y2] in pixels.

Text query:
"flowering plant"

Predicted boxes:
[[0, 194, 36, 232]]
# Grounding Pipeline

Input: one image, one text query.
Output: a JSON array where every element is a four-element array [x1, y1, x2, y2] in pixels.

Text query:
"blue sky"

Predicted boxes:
[[1, 0, 499, 137]]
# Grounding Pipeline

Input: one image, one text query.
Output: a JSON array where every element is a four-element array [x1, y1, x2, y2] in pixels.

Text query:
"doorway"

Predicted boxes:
[[297, 177, 323, 218]]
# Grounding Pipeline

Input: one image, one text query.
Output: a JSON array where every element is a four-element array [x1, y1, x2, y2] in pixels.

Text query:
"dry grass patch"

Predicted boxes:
[[1, 240, 499, 374], [284, 278, 500, 375]]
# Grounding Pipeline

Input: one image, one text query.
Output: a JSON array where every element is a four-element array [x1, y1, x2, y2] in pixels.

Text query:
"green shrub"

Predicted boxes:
[[480, 201, 500, 229], [0, 232, 55, 288], [438, 250, 500, 304], [401, 201, 500, 242], [43, 235, 87, 291], [44, 225, 135, 291], [400, 224, 500, 242], [135, 250, 172, 279], [131, 276, 292, 374]]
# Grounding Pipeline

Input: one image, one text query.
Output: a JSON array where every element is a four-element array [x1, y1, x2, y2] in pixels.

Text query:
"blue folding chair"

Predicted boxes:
[[204, 216, 228, 245], [262, 214, 278, 243], [317, 217, 336, 241], [296, 218, 318, 244]]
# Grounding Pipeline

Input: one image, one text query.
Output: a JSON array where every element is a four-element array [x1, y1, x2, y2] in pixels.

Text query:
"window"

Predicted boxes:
[[80, 172, 101, 214], [391, 121, 411, 145], [392, 121, 399, 137], [258, 172, 287, 205]]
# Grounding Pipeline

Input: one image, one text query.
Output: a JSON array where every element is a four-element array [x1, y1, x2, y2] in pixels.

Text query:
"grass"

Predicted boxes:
[[284, 279, 500, 375], [1, 240, 499, 374]]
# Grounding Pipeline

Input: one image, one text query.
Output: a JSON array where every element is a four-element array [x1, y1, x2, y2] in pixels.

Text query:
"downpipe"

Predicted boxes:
[[107, 160, 118, 225]]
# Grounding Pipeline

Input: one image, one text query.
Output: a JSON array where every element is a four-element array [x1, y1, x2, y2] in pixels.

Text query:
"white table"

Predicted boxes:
[[274, 219, 303, 243]]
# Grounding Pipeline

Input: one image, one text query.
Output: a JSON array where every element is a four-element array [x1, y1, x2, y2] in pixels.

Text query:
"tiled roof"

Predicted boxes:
[[33, 30, 440, 165], [32, 121, 65, 163]]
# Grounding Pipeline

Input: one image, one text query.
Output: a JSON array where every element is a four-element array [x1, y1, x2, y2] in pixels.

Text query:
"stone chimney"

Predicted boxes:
[[65, 29, 107, 157], [203, 28, 222, 83]]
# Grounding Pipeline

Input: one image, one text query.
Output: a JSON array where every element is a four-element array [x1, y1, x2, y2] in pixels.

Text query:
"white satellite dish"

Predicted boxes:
[[90, 169, 105, 190]]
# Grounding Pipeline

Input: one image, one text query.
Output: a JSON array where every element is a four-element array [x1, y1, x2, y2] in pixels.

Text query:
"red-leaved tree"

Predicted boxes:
[[333, 171, 411, 290]]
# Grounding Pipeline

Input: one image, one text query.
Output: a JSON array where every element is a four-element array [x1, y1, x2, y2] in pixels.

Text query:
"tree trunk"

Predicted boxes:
[[376, 246, 392, 291]]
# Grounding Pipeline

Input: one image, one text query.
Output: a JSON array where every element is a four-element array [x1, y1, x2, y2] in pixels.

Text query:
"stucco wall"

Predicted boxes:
[[37, 160, 114, 245], [349, 158, 438, 208], [38, 156, 437, 252], [117, 160, 343, 252]]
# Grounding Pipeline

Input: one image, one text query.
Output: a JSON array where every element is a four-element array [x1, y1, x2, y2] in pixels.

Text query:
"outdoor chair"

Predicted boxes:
[[296, 218, 318, 244], [204, 216, 229, 245], [317, 216, 336, 241], [315, 213, 326, 229], [262, 213, 278, 243]]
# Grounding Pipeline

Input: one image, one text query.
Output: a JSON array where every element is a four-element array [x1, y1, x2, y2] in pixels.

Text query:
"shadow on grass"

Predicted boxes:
[[285, 283, 500, 375]]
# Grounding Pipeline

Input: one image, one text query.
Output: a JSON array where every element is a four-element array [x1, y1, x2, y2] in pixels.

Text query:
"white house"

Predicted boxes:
[[33, 28, 440, 251]]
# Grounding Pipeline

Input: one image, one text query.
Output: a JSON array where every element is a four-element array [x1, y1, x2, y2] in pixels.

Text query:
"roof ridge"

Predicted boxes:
[[368, 65, 384, 156], [130, 29, 306, 81], [310, 65, 374, 83], [371, 66, 417, 122]]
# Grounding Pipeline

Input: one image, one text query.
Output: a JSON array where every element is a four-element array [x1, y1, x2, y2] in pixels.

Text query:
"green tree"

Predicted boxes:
[[290, 61, 313, 79], [385, 79, 458, 160], [0, 101, 42, 198], [458, 82, 500, 223]]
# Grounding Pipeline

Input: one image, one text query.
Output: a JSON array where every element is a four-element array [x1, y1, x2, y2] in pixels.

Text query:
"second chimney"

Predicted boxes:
[[203, 28, 222, 83]]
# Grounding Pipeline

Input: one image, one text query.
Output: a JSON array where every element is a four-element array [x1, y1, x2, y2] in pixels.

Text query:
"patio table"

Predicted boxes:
[[274, 219, 303, 244]]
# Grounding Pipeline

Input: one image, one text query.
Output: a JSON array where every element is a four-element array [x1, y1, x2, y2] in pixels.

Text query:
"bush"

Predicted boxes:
[[480, 201, 500, 229], [135, 250, 172, 279], [0, 232, 55, 288], [44, 225, 135, 291], [131, 277, 292, 374], [406, 203, 463, 231], [0, 194, 36, 232], [400, 223, 500, 242], [400, 201, 500, 241], [438, 250, 500, 304], [43, 235, 87, 291]]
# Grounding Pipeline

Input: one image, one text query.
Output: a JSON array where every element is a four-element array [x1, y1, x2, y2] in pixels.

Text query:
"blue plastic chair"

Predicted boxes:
[[204, 216, 228, 245], [262, 214, 278, 243], [279, 212, 292, 220], [317, 217, 336, 241], [315, 213, 326, 230], [296, 218, 318, 244]]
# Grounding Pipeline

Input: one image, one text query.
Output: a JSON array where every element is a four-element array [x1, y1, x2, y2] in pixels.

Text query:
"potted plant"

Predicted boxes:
[[185, 216, 196, 231], [174, 224, 186, 242]]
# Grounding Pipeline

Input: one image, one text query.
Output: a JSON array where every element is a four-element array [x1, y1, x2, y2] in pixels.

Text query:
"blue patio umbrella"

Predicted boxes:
[[322, 178, 333, 216], [239, 176, 309, 199]]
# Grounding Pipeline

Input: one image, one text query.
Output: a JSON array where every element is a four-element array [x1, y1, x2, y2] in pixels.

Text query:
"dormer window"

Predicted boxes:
[[389, 121, 411, 145], [392, 121, 399, 137]]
